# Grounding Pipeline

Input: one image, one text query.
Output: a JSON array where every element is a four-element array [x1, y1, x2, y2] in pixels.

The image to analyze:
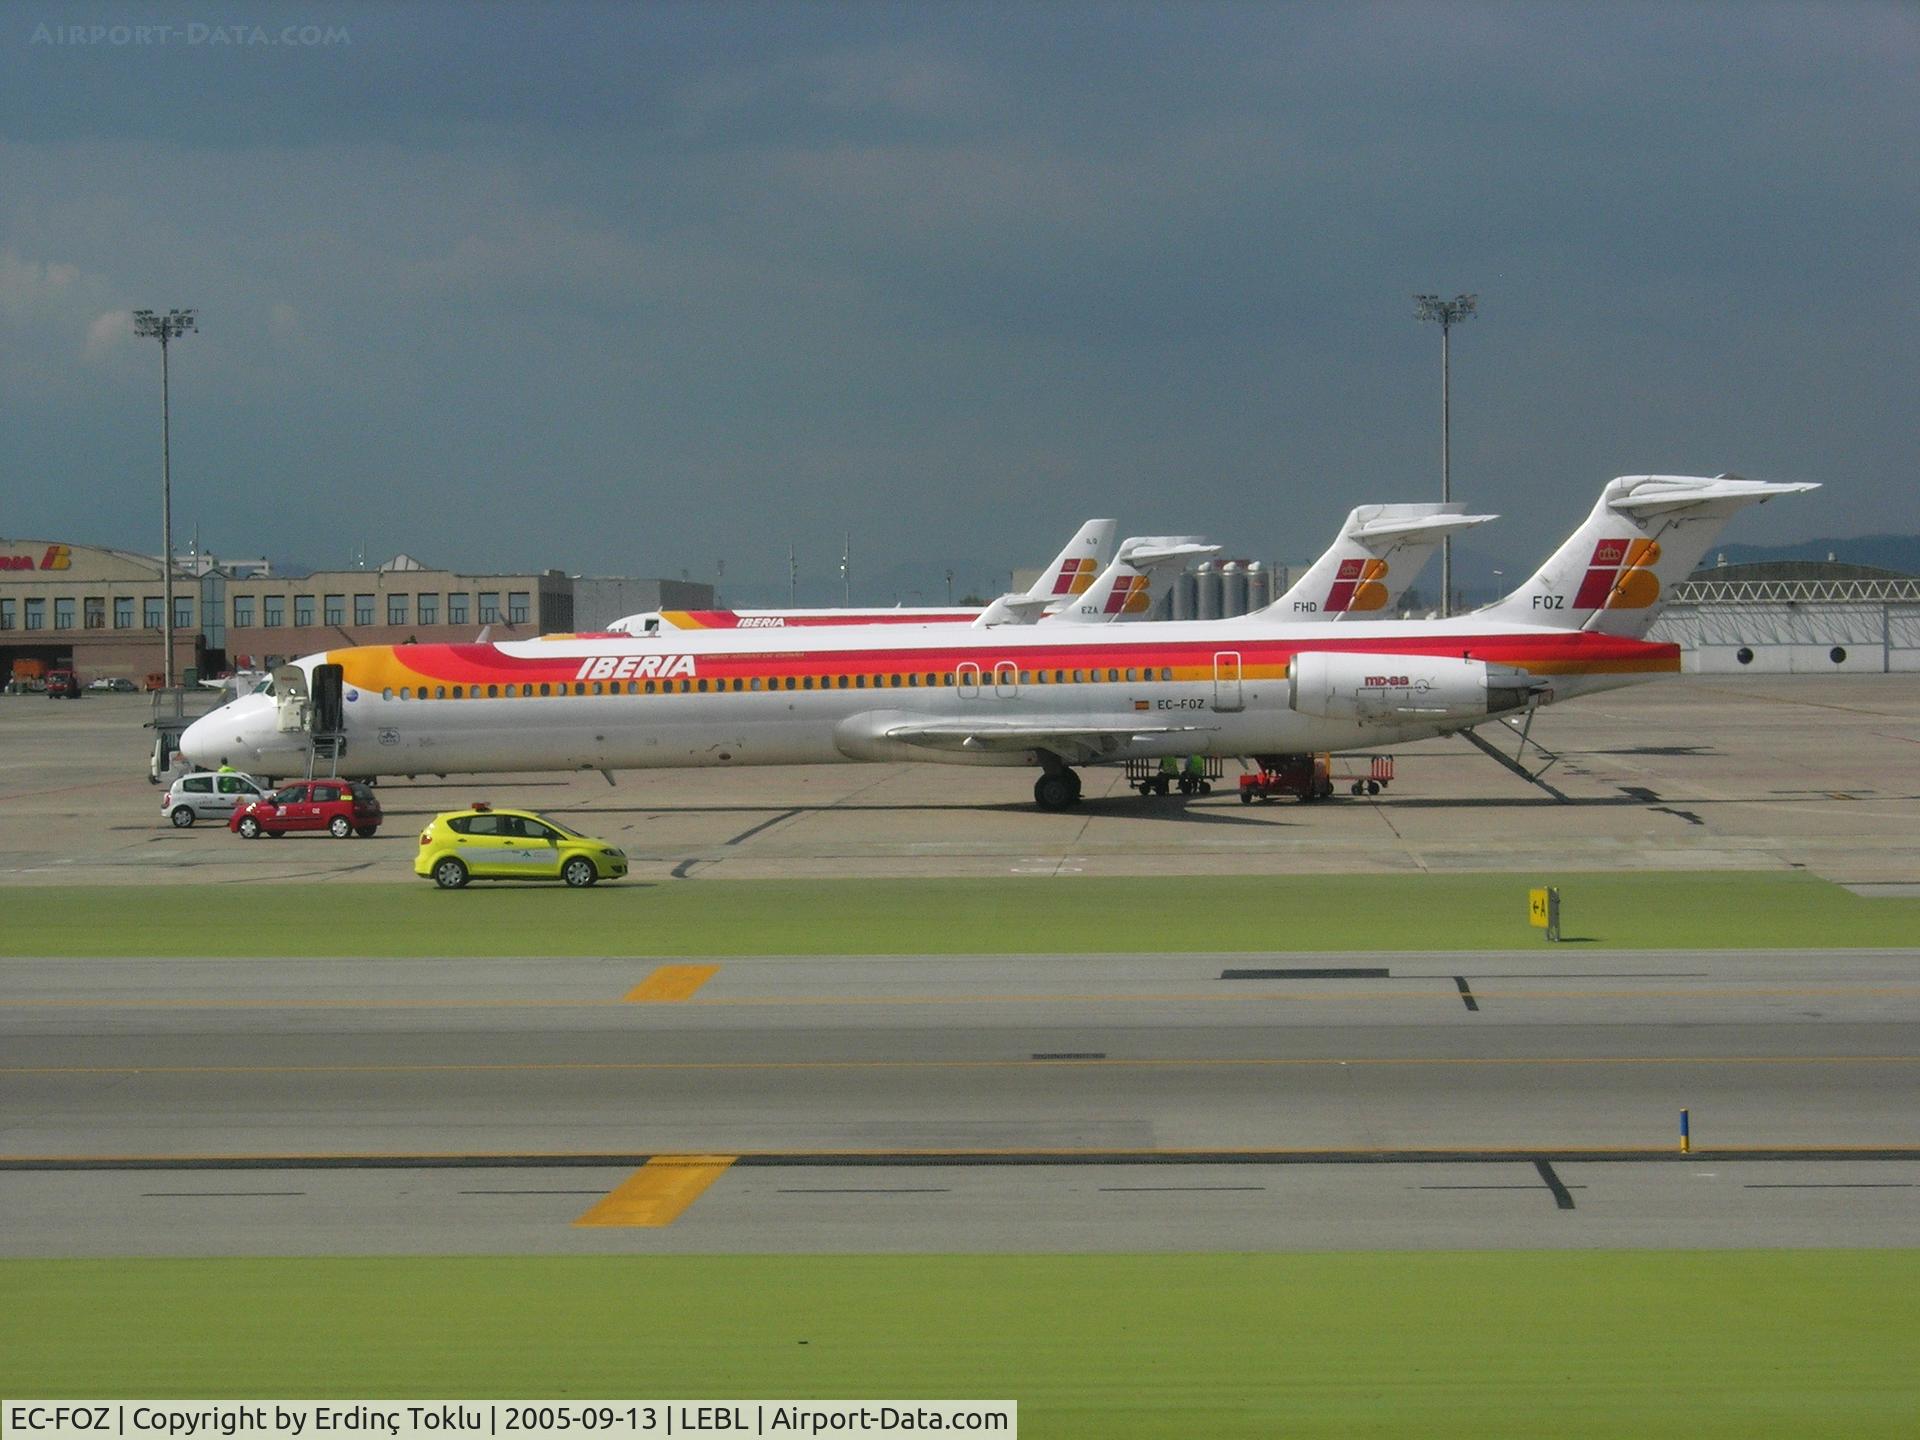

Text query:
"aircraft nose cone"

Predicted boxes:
[[177, 713, 230, 770]]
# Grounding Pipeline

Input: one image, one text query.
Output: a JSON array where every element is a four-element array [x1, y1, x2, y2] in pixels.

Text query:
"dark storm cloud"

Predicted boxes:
[[1, 2, 1913, 597]]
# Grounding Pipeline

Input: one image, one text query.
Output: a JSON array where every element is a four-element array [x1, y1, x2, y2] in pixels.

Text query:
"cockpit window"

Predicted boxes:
[[254, 677, 275, 697]]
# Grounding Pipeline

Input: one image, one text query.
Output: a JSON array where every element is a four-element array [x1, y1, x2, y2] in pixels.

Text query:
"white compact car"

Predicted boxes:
[[162, 771, 268, 827]]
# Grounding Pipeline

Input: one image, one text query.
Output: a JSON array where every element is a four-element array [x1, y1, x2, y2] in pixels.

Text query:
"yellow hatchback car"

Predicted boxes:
[[414, 804, 628, 889]]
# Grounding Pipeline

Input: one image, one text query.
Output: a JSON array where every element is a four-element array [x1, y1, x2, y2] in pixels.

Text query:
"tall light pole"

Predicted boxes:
[[133, 308, 196, 687], [1414, 293, 1475, 616]]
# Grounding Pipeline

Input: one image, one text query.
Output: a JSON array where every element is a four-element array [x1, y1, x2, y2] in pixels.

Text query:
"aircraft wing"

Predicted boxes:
[[880, 716, 1219, 763]]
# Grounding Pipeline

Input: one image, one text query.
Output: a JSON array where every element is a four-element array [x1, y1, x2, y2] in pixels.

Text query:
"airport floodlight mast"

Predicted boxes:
[[1413, 292, 1476, 616], [133, 308, 197, 688]]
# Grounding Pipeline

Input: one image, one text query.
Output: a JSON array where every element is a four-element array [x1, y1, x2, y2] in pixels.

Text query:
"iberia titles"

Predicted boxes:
[[574, 654, 699, 681]]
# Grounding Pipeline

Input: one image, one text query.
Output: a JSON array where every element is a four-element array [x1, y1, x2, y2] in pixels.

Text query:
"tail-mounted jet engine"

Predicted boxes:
[[1288, 652, 1541, 723]]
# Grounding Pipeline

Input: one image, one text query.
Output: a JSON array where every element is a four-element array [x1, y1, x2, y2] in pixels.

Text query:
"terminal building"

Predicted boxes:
[[0, 537, 711, 686]]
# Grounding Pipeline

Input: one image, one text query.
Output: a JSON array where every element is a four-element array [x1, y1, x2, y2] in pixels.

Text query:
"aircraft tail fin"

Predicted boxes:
[[1021, 519, 1118, 605], [1478, 475, 1818, 635], [1259, 504, 1497, 621], [1043, 536, 1219, 625]]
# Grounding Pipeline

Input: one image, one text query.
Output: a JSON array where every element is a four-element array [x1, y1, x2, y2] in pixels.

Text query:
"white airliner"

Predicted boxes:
[[180, 476, 1813, 809], [605, 519, 1117, 634]]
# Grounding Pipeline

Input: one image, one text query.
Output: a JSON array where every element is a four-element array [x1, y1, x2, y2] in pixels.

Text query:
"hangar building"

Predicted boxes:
[[1649, 560, 1920, 673]]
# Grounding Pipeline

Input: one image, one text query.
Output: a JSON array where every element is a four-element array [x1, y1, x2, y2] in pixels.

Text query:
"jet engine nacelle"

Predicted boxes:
[[1288, 652, 1539, 723]]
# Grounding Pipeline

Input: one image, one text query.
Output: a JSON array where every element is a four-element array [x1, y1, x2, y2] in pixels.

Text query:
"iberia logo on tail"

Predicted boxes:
[[1102, 575, 1153, 615], [1051, 557, 1098, 596], [1574, 538, 1660, 609], [1325, 558, 1389, 613]]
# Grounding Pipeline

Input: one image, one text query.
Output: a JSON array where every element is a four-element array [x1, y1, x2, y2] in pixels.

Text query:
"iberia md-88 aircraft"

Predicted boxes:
[[180, 477, 1813, 809], [606, 519, 1116, 634]]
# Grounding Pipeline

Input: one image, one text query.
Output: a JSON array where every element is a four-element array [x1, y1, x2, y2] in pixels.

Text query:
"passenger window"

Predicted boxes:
[[1126, 668, 1138, 682], [1162, 667, 1173, 681], [452, 686, 463, 698], [750, 678, 763, 691], [1054, 670, 1066, 683], [271, 787, 304, 805], [1108, 669, 1119, 683], [907, 673, 920, 687], [435, 686, 446, 699], [464, 814, 500, 836], [645, 680, 657, 694], [925, 673, 938, 686], [1073, 669, 1085, 683], [855, 675, 866, 688], [802, 676, 814, 690], [785, 677, 797, 690], [446, 816, 472, 835], [732, 678, 744, 692], [184, 777, 212, 793], [697, 679, 709, 692], [590, 682, 603, 695], [487, 685, 499, 698], [838, 676, 850, 689], [680, 680, 691, 693], [1019, 671, 1031, 684]]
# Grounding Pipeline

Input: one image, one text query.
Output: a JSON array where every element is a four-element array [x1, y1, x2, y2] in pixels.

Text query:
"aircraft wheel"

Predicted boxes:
[[238, 816, 261, 839], [432, 857, 470, 890], [170, 806, 195, 828], [1033, 773, 1076, 810], [1066, 771, 1083, 802]]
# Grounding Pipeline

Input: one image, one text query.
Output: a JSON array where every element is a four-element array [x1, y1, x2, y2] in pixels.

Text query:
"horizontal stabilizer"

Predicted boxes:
[[1608, 476, 1820, 517], [1352, 511, 1498, 542]]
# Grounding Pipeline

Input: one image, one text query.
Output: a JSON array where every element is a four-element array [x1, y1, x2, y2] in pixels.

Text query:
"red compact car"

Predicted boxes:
[[229, 778, 383, 839]]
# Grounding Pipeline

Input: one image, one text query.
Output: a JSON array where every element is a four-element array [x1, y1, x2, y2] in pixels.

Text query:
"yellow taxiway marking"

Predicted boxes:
[[9, 1055, 1917, 1077], [624, 965, 721, 1002], [572, 1155, 735, 1227]]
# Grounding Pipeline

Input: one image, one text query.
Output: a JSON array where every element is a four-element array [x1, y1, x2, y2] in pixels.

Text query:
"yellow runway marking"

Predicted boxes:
[[572, 1155, 734, 1227], [9, 1055, 1918, 1077], [624, 965, 720, 1002]]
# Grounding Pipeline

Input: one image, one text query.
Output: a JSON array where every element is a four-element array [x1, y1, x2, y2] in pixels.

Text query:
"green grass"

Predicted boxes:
[[1, 872, 1915, 957], [3, 1253, 1915, 1437]]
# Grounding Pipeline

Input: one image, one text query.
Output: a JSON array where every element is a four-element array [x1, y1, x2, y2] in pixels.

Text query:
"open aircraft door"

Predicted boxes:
[[271, 664, 311, 734], [1212, 651, 1245, 712], [311, 663, 345, 735]]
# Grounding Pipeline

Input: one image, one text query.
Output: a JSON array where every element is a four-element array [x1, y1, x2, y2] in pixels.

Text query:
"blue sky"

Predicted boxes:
[[2, 2, 1914, 601]]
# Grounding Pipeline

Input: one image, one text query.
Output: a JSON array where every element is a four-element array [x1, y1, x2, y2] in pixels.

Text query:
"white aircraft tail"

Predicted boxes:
[[1020, 518, 1118, 605], [1042, 536, 1219, 625], [1478, 475, 1818, 636], [1260, 504, 1497, 621]]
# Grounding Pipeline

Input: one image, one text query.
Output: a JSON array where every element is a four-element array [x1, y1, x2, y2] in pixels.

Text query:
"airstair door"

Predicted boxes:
[[1212, 651, 1245, 712]]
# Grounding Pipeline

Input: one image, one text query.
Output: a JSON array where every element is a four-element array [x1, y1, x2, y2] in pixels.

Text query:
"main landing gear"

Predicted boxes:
[[1032, 766, 1083, 811]]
